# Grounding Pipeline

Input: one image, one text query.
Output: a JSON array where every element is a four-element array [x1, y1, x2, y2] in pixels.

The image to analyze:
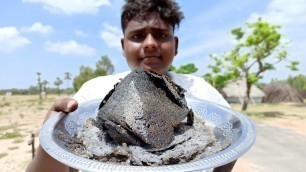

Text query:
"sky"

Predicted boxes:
[[0, 0, 305, 89]]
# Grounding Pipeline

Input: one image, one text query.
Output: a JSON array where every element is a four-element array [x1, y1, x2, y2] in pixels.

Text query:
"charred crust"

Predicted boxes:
[[98, 82, 119, 109], [136, 68, 187, 108], [186, 109, 194, 126]]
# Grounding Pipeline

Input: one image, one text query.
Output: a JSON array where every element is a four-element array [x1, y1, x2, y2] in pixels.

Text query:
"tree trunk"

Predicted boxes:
[[67, 80, 70, 96], [242, 81, 252, 111], [242, 97, 249, 111], [39, 84, 42, 100], [57, 86, 61, 96]]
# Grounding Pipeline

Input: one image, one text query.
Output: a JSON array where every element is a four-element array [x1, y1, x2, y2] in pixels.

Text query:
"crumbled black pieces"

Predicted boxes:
[[96, 67, 194, 149], [59, 116, 222, 166]]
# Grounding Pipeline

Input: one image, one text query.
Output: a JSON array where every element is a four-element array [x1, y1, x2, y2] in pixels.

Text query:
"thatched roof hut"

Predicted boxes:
[[262, 82, 304, 103], [221, 78, 265, 104]]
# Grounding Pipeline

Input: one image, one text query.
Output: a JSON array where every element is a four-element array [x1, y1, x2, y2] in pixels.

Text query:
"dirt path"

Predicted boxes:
[[231, 103, 306, 172], [235, 121, 306, 172]]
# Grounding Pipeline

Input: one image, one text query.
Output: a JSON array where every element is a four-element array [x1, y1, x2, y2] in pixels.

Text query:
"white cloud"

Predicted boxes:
[[264, 0, 306, 26], [74, 29, 88, 37], [22, 0, 110, 15], [45, 40, 96, 56], [22, 22, 54, 35], [100, 23, 122, 49], [0, 27, 30, 53], [248, 0, 306, 26]]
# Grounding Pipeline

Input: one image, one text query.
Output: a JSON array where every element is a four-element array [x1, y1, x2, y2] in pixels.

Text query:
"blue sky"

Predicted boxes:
[[1, 0, 305, 89]]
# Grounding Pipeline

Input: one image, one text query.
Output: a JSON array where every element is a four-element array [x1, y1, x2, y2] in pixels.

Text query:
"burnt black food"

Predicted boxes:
[[58, 68, 229, 166], [96, 67, 194, 149]]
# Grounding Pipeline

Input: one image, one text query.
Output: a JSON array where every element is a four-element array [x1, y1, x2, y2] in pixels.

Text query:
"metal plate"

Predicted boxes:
[[39, 98, 256, 172]]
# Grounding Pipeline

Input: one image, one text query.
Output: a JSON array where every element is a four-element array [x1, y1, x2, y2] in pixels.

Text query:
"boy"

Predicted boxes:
[[26, 0, 235, 171]]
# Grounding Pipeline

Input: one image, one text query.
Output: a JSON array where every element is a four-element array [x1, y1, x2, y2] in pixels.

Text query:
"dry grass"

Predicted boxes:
[[0, 152, 8, 159], [12, 138, 24, 144], [0, 94, 64, 172], [8, 146, 19, 150], [0, 131, 24, 140], [231, 102, 306, 136], [231, 102, 306, 119]]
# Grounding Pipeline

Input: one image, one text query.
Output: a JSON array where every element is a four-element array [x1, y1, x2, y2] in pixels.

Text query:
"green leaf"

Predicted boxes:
[[231, 27, 244, 39], [171, 63, 198, 74], [248, 73, 259, 83], [286, 61, 299, 71]]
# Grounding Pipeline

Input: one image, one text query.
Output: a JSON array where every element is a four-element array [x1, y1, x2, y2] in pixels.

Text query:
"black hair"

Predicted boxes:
[[121, 0, 184, 33]]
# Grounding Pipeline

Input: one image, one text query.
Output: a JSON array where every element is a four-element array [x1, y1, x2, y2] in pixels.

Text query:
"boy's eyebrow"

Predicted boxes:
[[128, 27, 172, 34]]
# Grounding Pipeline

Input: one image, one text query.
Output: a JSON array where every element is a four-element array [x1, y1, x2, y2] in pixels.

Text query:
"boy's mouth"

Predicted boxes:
[[143, 56, 160, 63], [140, 56, 161, 72]]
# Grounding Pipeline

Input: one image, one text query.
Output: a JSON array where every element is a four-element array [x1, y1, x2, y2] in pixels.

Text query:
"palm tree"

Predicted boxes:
[[42, 80, 49, 99], [54, 77, 63, 96], [64, 72, 72, 95], [36, 72, 42, 100]]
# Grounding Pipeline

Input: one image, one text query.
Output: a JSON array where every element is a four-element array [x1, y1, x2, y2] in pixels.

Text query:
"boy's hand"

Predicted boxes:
[[44, 98, 78, 122]]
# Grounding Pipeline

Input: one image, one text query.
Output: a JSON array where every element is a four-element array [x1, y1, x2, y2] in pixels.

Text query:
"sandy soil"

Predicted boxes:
[[0, 95, 57, 172], [0, 95, 305, 172]]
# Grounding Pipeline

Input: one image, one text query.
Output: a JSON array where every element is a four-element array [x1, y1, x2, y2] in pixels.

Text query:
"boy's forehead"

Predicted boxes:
[[125, 13, 173, 33]]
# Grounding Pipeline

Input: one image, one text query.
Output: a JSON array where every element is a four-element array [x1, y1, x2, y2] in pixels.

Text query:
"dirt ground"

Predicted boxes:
[[0, 95, 305, 172], [231, 102, 306, 172]]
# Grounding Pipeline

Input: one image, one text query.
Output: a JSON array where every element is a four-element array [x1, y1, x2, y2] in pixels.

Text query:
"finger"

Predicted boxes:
[[51, 98, 78, 113], [44, 98, 78, 122]]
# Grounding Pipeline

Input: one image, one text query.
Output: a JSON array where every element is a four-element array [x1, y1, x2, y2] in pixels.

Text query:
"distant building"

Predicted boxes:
[[221, 78, 265, 104]]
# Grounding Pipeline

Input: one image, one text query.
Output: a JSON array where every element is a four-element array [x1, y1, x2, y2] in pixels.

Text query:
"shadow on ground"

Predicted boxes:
[[245, 111, 306, 119], [245, 111, 284, 118]]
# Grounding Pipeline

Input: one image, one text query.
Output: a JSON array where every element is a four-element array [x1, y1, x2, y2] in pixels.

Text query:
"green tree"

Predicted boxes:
[[203, 73, 231, 91], [73, 55, 114, 92], [287, 75, 306, 90], [207, 18, 299, 110], [95, 55, 115, 76], [54, 77, 63, 96], [170, 63, 198, 74], [287, 75, 306, 98], [73, 66, 95, 92]]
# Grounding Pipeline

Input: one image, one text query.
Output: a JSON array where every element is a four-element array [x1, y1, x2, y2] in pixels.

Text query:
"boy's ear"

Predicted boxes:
[[121, 38, 126, 57], [175, 36, 179, 55]]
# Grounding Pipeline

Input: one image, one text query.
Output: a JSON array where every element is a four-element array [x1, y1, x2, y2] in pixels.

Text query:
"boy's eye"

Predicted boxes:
[[155, 32, 171, 41], [130, 34, 144, 41], [161, 33, 168, 38], [132, 35, 139, 39]]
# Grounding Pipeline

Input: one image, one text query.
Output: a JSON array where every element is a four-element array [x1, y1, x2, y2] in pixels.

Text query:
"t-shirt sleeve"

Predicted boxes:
[[73, 76, 120, 104], [172, 73, 230, 108]]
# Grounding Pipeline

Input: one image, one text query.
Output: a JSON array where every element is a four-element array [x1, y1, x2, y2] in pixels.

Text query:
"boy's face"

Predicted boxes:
[[121, 13, 178, 74]]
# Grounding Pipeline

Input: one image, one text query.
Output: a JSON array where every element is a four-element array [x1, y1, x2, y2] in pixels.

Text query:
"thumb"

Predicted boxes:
[[44, 98, 78, 122]]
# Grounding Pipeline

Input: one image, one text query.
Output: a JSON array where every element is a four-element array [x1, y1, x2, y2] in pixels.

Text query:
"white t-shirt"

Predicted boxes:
[[73, 71, 230, 108]]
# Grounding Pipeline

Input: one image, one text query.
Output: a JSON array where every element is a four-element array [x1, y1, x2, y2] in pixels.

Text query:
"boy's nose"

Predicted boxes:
[[144, 34, 158, 50]]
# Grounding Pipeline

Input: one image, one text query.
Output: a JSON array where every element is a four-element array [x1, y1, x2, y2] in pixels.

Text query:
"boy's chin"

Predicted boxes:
[[137, 65, 165, 74]]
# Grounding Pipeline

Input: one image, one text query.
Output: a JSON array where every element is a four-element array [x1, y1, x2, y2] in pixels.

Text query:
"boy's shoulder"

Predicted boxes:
[[83, 71, 130, 85], [73, 71, 130, 103], [169, 72, 230, 107]]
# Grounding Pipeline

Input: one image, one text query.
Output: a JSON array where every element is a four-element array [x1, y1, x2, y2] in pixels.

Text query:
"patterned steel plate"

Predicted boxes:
[[39, 98, 256, 172]]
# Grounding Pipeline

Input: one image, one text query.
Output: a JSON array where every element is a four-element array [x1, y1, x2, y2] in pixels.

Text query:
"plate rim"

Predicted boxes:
[[39, 98, 256, 172]]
